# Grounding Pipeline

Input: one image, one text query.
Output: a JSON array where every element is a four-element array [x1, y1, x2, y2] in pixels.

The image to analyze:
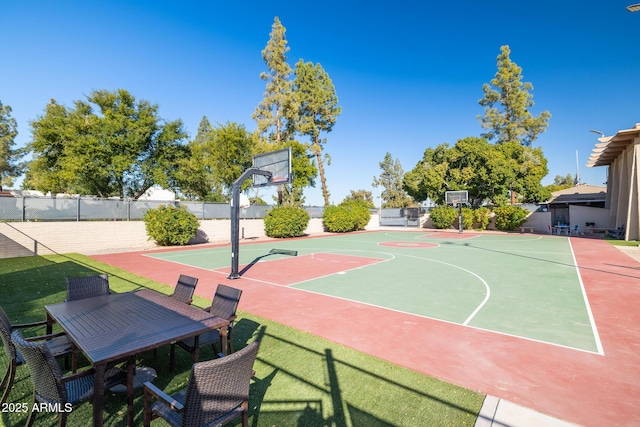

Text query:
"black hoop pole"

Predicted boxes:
[[458, 203, 463, 233], [228, 168, 271, 279]]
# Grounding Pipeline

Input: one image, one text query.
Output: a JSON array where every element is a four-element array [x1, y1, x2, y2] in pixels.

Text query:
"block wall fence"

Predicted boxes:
[[0, 216, 379, 259]]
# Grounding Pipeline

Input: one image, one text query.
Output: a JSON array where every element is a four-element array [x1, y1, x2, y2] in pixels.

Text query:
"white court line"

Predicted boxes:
[[392, 252, 491, 326], [142, 235, 601, 354], [568, 239, 605, 355], [233, 265, 602, 355]]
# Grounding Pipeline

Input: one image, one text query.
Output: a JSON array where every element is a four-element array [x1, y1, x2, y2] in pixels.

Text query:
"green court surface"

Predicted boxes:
[[146, 231, 602, 354]]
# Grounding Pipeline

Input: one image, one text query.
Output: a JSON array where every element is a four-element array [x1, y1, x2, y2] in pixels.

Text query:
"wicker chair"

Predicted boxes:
[[170, 274, 199, 305], [11, 330, 126, 427], [0, 306, 75, 405], [144, 339, 260, 427], [170, 284, 242, 368], [65, 274, 110, 301]]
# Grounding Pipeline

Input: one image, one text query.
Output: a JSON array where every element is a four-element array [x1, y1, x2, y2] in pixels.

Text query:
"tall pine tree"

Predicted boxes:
[[478, 45, 550, 147], [294, 59, 341, 207], [253, 17, 297, 143]]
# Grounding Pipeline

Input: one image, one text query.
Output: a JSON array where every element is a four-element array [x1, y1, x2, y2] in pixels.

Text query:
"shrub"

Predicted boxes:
[[473, 207, 491, 230], [323, 200, 371, 233], [143, 204, 200, 246], [264, 205, 310, 238], [429, 205, 457, 229], [493, 205, 529, 231], [461, 207, 474, 230]]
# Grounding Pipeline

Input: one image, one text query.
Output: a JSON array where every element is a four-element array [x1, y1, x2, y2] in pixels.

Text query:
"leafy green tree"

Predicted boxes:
[[271, 139, 317, 206], [22, 100, 72, 192], [294, 59, 341, 206], [545, 173, 580, 195], [498, 141, 551, 203], [208, 121, 255, 194], [373, 153, 413, 208], [478, 45, 551, 147], [174, 116, 223, 201], [404, 138, 515, 206], [253, 16, 297, 143], [342, 189, 375, 208], [26, 90, 188, 198], [0, 101, 26, 189]]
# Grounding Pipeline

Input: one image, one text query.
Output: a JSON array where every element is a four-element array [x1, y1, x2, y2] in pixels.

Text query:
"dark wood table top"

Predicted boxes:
[[45, 288, 229, 364]]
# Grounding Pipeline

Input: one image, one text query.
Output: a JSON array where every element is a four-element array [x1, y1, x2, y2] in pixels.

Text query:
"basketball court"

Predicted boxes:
[[91, 230, 640, 426]]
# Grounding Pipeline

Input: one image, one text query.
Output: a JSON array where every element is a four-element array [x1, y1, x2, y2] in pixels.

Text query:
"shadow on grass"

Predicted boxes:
[[247, 330, 480, 427], [0, 254, 482, 426]]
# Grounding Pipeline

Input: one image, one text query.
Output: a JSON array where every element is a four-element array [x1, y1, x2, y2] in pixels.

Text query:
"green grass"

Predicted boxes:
[[605, 237, 639, 246], [0, 254, 483, 426]]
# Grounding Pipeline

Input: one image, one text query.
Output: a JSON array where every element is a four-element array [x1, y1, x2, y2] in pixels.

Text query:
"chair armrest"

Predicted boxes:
[[143, 381, 184, 413], [12, 319, 48, 329], [202, 305, 212, 313], [24, 331, 67, 342], [60, 368, 96, 383]]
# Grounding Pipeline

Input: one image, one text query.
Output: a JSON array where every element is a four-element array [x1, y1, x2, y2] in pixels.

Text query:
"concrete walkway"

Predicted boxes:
[[475, 396, 581, 427]]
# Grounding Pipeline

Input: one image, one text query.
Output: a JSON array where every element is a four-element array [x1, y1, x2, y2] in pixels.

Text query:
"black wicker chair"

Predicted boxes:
[[144, 339, 260, 427], [65, 274, 110, 301], [170, 274, 199, 305], [170, 284, 242, 368], [0, 306, 75, 405], [11, 330, 126, 427]]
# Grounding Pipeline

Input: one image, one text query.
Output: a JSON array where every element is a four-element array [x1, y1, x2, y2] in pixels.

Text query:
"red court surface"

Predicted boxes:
[[91, 234, 640, 427], [217, 252, 384, 286]]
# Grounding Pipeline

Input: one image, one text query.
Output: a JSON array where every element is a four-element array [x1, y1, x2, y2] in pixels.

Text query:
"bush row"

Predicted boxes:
[[429, 205, 527, 231], [142, 202, 529, 247]]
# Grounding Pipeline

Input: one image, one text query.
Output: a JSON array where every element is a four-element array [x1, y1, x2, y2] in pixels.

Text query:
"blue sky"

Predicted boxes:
[[1, 1, 639, 205]]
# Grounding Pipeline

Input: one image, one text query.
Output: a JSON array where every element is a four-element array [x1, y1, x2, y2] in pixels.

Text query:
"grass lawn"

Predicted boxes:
[[0, 254, 484, 426], [605, 237, 640, 246]]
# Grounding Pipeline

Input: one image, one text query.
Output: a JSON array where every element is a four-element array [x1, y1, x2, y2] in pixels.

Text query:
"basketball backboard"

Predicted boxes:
[[445, 190, 468, 206], [252, 148, 292, 188]]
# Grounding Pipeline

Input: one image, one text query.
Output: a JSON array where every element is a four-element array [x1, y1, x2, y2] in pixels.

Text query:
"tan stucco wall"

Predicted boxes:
[[0, 215, 378, 259], [606, 138, 640, 240]]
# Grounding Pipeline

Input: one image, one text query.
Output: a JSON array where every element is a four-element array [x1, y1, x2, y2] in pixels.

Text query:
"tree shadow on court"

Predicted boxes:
[[441, 240, 640, 281]]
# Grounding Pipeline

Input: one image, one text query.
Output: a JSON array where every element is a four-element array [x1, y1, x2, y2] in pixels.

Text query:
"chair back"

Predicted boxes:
[[209, 284, 242, 320], [65, 274, 110, 301], [171, 274, 198, 305], [11, 330, 67, 405], [182, 340, 260, 427], [0, 306, 17, 362]]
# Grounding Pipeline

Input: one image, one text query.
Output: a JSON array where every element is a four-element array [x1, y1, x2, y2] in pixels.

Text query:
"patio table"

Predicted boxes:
[[45, 288, 229, 427]]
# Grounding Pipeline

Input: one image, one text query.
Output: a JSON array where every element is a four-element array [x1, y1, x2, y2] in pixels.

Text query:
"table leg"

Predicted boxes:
[[220, 327, 228, 356], [46, 313, 53, 335], [192, 335, 200, 363], [93, 363, 106, 427], [127, 356, 136, 426]]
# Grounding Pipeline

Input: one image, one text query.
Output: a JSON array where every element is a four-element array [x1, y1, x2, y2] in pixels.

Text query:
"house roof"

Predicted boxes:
[[546, 184, 607, 205], [587, 123, 640, 168]]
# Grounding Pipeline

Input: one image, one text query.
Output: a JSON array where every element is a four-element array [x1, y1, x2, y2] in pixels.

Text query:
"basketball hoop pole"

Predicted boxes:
[[458, 202, 463, 234], [228, 167, 271, 279]]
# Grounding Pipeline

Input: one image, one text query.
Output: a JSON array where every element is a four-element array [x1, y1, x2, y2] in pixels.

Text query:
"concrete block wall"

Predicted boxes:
[[0, 215, 368, 259]]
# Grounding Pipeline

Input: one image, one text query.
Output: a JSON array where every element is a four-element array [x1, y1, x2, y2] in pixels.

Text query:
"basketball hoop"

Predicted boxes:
[[230, 193, 250, 209], [445, 190, 468, 234]]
